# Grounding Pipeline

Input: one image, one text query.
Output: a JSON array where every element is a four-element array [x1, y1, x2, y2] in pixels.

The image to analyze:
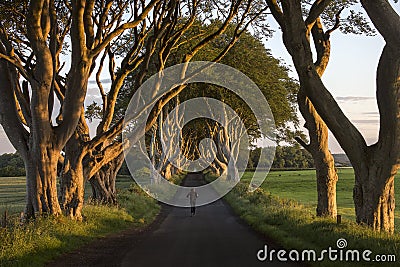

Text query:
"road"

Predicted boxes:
[[121, 173, 298, 267], [48, 173, 301, 267]]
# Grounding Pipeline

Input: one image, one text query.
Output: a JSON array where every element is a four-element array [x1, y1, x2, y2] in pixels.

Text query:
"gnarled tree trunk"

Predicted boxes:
[[295, 17, 339, 218], [89, 153, 124, 204], [266, 0, 399, 232], [297, 92, 338, 217], [354, 163, 396, 232], [351, 42, 399, 232], [60, 119, 89, 220], [163, 163, 173, 180], [25, 145, 62, 217]]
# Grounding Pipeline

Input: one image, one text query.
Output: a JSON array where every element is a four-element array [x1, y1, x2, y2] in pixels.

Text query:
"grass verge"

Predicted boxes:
[[0, 183, 160, 267], [205, 174, 400, 267]]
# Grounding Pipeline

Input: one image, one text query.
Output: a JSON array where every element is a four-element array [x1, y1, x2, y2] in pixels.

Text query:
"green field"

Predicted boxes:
[[0, 175, 134, 215], [242, 168, 400, 229], [0, 176, 26, 215], [2, 169, 399, 225], [216, 170, 400, 267], [0, 175, 160, 266]]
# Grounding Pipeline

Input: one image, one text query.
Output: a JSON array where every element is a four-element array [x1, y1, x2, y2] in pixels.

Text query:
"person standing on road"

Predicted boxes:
[[187, 188, 199, 216]]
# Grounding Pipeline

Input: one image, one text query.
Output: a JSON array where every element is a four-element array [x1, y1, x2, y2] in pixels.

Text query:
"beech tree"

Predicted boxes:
[[146, 97, 185, 182], [0, 0, 159, 218], [60, 0, 179, 218], [278, 1, 375, 218], [60, 0, 268, 218], [142, 27, 300, 180], [293, 4, 345, 218], [265, 0, 400, 232]]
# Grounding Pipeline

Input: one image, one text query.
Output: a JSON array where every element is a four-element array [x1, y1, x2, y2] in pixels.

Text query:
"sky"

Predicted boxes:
[[262, 15, 386, 153], [0, 5, 395, 155]]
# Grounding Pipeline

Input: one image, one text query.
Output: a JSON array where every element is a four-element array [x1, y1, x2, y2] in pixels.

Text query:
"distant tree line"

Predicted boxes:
[[0, 145, 314, 177], [248, 146, 314, 170], [0, 145, 313, 177], [0, 152, 134, 178], [77, 145, 317, 176], [0, 153, 25, 177]]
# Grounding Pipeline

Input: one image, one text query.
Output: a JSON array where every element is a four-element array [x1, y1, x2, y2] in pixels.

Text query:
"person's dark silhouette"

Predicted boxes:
[[186, 188, 199, 216]]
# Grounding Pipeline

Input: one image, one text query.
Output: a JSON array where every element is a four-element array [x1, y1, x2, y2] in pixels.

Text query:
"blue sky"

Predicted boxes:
[[0, 5, 396, 154]]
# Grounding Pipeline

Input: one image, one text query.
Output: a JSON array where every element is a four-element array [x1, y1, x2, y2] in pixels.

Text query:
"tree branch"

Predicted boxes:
[[265, 0, 284, 27], [0, 52, 29, 80], [280, 0, 368, 169], [0, 61, 29, 159], [325, 7, 344, 37], [90, 0, 160, 58], [360, 0, 400, 46], [84, 0, 95, 49], [305, 0, 332, 27]]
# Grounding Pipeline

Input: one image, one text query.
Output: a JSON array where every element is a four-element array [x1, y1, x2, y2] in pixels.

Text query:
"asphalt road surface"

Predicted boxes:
[[121, 173, 299, 267], [48, 173, 302, 267]]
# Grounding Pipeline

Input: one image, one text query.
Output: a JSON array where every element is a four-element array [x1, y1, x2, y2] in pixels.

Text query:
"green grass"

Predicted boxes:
[[0, 175, 136, 216], [0, 206, 134, 266], [0, 176, 26, 215], [243, 168, 400, 229], [0, 176, 160, 267], [207, 170, 400, 266]]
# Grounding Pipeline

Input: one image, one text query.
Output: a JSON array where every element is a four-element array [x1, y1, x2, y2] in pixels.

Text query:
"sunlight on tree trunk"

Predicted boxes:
[[265, 0, 399, 232]]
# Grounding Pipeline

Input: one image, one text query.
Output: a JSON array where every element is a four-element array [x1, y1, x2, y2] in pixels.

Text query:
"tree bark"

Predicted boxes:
[[208, 162, 221, 177], [354, 163, 396, 233], [266, 0, 399, 231], [60, 155, 84, 220], [25, 145, 62, 217], [298, 92, 338, 217], [89, 154, 124, 204], [352, 43, 399, 233], [60, 118, 89, 220], [296, 17, 338, 218], [163, 163, 173, 180], [0, 61, 62, 218]]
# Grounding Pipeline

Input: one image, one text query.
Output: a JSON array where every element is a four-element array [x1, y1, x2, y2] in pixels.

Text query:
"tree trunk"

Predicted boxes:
[[354, 42, 400, 230], [297, 16, 338, 218], [60, 138, 85, 220], [227, 158, 239, 182], [314, 150, 337, 217], [268, 0, 400, 231], [214, 157, 228, 176], [60, 115, 90, 220], [297, 96, 338, 217], [209, 162, 221, 177], [90, 169, 117, 204], [89, 154, 124, 204], [25, 146, 62, 218], [163, 163, 172, 180], [353, 162, 396, 233], [297, 64, 338, 217], [60, 158, 84, 220]]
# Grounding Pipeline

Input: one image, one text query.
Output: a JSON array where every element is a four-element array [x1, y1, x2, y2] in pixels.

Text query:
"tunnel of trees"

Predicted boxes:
[[0, 0, 398, 233]]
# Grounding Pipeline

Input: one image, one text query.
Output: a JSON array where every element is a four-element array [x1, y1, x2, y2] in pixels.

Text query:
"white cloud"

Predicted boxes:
[[88, 78, 111, 85], [335, 96, 375, 102], [352, 119, 380, 124]]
